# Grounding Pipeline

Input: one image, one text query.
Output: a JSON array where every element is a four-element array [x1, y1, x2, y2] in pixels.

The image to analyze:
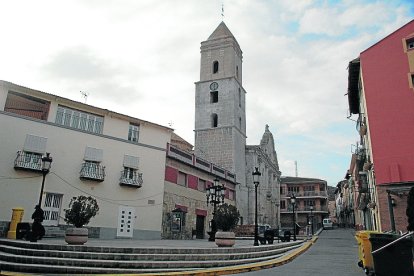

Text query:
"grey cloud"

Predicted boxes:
[[42, 46, 148, 106], [43, 46, 113, 80]]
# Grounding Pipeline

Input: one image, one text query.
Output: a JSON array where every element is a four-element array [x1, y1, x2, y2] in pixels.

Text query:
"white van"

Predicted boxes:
[[323, 218, 333, 230]]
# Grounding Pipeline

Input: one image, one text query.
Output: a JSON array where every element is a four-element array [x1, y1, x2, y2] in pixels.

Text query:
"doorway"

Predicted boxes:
[[117, 206, 135, 238], [196, 215, 205, 239]]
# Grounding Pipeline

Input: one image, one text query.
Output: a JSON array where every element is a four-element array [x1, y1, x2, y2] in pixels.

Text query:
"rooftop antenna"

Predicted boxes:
[[80, 91, 89, 103], [295, 161, 298, 177]]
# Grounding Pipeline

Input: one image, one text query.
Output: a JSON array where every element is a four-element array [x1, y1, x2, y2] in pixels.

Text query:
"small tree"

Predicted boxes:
[[64, 195, 99, 228], [214, 203, 240, 231], [406, 187, 414, 231]]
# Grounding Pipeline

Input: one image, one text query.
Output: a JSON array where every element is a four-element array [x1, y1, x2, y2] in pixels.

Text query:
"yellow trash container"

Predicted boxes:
[[7, 207, 24, 239], [355, 230, 379, 274]]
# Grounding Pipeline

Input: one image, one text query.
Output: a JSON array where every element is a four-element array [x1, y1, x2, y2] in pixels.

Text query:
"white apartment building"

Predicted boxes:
[[0, 80, 172, 239]]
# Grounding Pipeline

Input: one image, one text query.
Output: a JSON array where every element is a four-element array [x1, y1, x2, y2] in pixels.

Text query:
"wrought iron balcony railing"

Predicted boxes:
[[14, 151, 42, 172], [283, 191, 328, 198], [80, 162, 105, 182], [119, 170, 143, 188], [281, 206, 328, 213]]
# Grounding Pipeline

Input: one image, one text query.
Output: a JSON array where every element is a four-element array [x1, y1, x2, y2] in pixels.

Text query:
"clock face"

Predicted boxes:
[[210, 82, 219, 91]]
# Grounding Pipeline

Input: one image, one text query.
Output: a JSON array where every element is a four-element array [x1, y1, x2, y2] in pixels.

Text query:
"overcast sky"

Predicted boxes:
[[1, 0, 413, 186]]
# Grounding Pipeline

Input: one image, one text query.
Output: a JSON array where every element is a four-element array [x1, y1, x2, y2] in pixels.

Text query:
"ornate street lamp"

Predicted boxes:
[[38, 153, 53, 206], [310, 205, 314, 235], [252, 167, 261, 246], [32, 152, 52, 242], [206, 178, 225, 241], [290, 194, 297, 241]]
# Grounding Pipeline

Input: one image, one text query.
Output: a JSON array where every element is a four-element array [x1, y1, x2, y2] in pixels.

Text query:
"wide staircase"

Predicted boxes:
[[0, 238, 304, 274]]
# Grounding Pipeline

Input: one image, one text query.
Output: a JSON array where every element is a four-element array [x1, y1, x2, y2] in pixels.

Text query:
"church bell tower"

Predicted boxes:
[[194, 22, 247, 206]]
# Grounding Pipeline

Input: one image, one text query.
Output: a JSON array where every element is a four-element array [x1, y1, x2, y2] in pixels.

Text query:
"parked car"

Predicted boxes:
[[323, 218, 333, 230]]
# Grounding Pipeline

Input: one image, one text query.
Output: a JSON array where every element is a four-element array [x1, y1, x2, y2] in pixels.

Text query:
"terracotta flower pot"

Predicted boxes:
[[215, 231, 236, 247], [65, 227, 88, 245]]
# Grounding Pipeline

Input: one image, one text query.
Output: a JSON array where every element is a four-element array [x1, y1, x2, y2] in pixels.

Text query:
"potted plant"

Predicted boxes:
[[214, 203, 240, 247], [64, 195, 99, 245]]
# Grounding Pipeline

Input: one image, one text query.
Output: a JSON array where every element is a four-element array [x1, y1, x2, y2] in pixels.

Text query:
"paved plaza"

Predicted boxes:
[[1, 229, 383, 275], [235, 228, 364, 276]]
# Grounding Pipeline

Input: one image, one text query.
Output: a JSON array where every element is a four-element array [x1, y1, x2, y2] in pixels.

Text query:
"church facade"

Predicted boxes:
[[194, 22, 281, 227], [245, 126, 281, 227]]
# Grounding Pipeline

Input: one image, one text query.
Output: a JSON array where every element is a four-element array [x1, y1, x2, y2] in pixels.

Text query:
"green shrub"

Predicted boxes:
[[215, 203, 240, 231], [64, 195, 99, 228]]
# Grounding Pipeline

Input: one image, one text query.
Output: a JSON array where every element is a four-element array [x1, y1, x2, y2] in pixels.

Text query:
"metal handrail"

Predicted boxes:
[[371, 231, 413, 255]]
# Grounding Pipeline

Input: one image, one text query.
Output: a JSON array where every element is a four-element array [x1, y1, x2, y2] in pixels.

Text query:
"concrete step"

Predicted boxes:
[[0, 243, 300, 262], [0, 238, 302, 254], [0, 238, 304, 274]]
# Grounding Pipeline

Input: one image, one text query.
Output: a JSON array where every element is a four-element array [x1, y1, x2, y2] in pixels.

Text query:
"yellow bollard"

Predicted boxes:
[[7, 207, 24, 239]]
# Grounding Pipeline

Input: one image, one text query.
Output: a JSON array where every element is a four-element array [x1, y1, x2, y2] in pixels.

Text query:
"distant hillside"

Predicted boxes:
[[327, 186, 336, 201]]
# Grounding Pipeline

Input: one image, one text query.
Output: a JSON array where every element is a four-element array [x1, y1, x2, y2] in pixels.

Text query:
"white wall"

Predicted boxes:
[[0, 82, 171, 238]]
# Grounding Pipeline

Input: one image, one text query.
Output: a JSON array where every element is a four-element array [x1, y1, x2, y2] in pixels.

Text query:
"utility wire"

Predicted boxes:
[[50, 172, 162, 208]]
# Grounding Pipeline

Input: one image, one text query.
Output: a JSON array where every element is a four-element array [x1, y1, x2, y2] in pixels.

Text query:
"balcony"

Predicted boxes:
[[281, 206, 328, 213], [284, 191, 328, 198], [166, 143, 236, 183], [119, 170, 143, 188], [14, 151, 42, 172], [80, 162, 105, 182], [302, 191, 328, 197]]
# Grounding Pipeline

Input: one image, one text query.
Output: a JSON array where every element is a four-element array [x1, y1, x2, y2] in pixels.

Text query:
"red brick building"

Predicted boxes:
[[347, 20, 414, 232]]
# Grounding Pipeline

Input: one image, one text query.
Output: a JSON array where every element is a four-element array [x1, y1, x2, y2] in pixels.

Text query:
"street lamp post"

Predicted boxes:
[[290, 194, 297, 241], [252, 167, 261, 246], [310, 205, 314, 235], [32, 153, 52, 242], [206, 178, 225, 241], [38, 153, 53, 206]]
